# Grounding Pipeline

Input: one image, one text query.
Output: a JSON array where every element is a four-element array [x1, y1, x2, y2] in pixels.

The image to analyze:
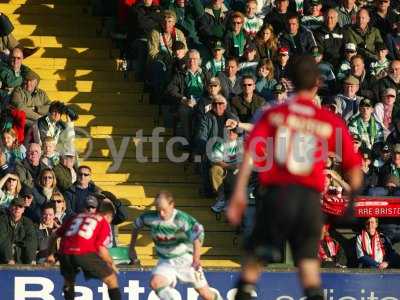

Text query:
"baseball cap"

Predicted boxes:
[[62, 148, 76, 157], [344, 43, 357, 52], [352, 134, 362, 142], [344, 75, 359, 85], [20, 185, 34, 197], [86, 195, 99, 208], [359, 98, 373, 107], [208, 77, 221, 86], [278, 47, 289, 55], [172, 40, 186, 52], [383, 88, 396, 97], [25, 70, 40, 82], [213, 40, 225, 51], [244, 41, 256, 52], [10, 197, 26, 207], [376, 42, 387, 51], [310, 0, 322, 6], [381, 143, 391, 152], [273, 83, 286, 94]]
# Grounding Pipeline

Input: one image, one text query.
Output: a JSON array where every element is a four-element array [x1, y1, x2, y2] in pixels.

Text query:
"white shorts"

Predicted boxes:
[[152, 253, 208, 289]]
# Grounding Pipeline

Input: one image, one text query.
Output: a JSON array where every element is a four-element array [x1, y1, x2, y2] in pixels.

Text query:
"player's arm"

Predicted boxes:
[[192, 238, 202, 269], [129, 218, 143, 264], [98, 245, 119, 274]]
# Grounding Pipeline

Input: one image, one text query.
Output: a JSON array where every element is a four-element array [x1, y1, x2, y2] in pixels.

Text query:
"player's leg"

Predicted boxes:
[[150, 274, 181, 300], [62, 278, 75, 300], [297, 258, 323, 300], [59, 255, 78, 300], [234, 258, 262, 300], [195, 286, 223, 300], [102, 272, 122, 300]]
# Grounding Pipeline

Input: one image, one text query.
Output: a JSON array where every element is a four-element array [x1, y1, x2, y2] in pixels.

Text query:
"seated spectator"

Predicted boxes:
[[0, 197, 37, 264], [301, 0, 324, 31], [314, 8, 344, 69], [334, 75, 363, 122], [337, 0, 358, 28], [344, 8, 383, 63], [372, 143, 392, 185], [195, 77, 222, 123], [337, 43, 357, 81], [349, 99, 384, 150], [0, 47, 31, 100], [53, 149, 77, 192], [360, 149, 380, 195], [356, 217, 400, 268], [279, 13, 317, 57], [50, 192, 70, 226], [0, 14, 18, 60], [374, 88, 396, 138], [231, 75, 266, 124], [0, 104, 26, 144], [33, 168, 59, 204], [170, 41, 188, 75], [325, 155, 351, 194], [254, 24, 278, 60], [22, 185, 42, 224], [384, 175, 400, 196], [0, 172, 20, 209], [10, 70, 50, 126], [318, 224, 347, 268], [370, 43, 390, 80], [350, 55, 374, 100], [312, 47, 336, 94], [218, 56, 243, 100], [255, 58, 277, 101], [243, 0, 263, 38], [32, 101, 76, 153], [370, 0, 399, 38], [205, 41, 226, 77], [269, 83, 288, 106], [41, 137, 60, 168], [36, 202, 59, 264], [264, 0, 290, 35], [65, 165, 102, 214], [373, 60, 400, 106], [274, 47, 290, 81], [239, 42, 259, 76], [197, 0, 230, 51], [210, 127, 243, 213], [1, 128, 26, 166], [15, 143, 47, 188], [386, 19, 400, 60], [223, 12, 251, 59]]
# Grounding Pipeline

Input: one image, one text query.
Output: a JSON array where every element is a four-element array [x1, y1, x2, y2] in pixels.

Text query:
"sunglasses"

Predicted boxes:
[[53, 200, 64, 203], [8, 178, 17, 182], [243, 83, 254, 86], [213, 102, 226, 106], [86, 206, 96, 210], [43, 176, 53, 179], [11, 56, 22, 60], [79, 173, 90, 177]]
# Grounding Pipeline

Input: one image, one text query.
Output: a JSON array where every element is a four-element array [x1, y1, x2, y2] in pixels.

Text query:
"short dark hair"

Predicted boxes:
[[78, 165, 92, 173], [49, 101, 64, 113], [98, 199, 116, 216], [226, 56, 239, 65], [287, 55, 320, 91], [41, 202, 56, 213], [287, 12, 300, 22], [242, 74, 256, 83]]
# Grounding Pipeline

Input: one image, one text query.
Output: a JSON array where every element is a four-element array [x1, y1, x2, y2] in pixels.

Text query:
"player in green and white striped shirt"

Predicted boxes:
[[129, 191, 223, 300]]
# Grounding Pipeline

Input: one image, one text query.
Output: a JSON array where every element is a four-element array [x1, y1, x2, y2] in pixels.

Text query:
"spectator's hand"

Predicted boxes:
[[226, 119, 238, 129], [46, 254, 56, 265], [226, 190, 247, 226], [0, 151, 6, 167], [187, 98, 196, 108], [24, 197, 33, 207], [379, 261, 389, 270], [8, 260, 15, 265]]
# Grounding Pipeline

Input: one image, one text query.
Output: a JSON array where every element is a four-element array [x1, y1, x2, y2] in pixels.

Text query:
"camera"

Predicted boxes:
[[49, 101, 79, 121]]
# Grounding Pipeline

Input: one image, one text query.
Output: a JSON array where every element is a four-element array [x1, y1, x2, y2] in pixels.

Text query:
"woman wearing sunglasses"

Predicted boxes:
[[0, 172, 21, 208], [33, 168, 59, 206], [50, 192, 70, 226]]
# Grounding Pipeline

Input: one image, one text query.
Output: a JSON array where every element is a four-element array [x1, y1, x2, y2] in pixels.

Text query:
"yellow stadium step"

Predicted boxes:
[[129, 246, 243, 257], [8, 14, 100, 26], [90, 173, 199, 184], [0, 4, 90, 15], [0, 0, 90, 5], [117, 197, 213, 208], [75, 115, 155, 128], [72, 103, 155, 115], [36, 79, 139, 92], [26, 47, 119, 59], [82, 126, 172, 137], [14, 24, 98, 37], [130, 258, 241, 268], [35, 69, 125, 81], [25, 57, 118, 71], [46, 91, 148, 105], [17, 35, 110, 48]]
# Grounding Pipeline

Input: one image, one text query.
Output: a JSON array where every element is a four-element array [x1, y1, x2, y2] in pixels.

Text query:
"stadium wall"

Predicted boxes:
[[1, 266, 400, 299]]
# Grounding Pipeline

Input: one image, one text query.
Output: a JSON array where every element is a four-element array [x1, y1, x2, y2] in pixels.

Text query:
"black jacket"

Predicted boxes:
[[197, 5, 231, 48], [64, 182, 101, 214], [128, 3, 162, 40], [315, 25, 344, 68], [15, 159, 48, 189], [264, 9, 289, 34], [218, 71, 243, 101], [230, 94, 266, 123], [279, 26, 317, 56]]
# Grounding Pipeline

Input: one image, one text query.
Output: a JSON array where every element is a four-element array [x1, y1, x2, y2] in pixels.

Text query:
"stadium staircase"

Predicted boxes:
[[7, 0, 242, 268]]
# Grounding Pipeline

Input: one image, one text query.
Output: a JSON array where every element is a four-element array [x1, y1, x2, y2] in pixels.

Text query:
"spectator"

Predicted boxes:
[[64, 165, 102, 214], [41, 137, 60, 168], [33, 168, 59, 204], [374, 88, 396, 137], [350, 55, 374, 100], [337, 42, 357, 81], [243, 0, 263, 38], [387, 118, 400, 144], [337, 0, 358, 28], [0, 172, 20, 209], [254, 23, 278, 60], [21, 185, 42, 224], [255, 58, 277, 101], [205, 41, 226, 77], [315, 8, 344, 69], [274, 47, 290, 81], [349, 98, 384, 150], [0, 47, 31, 99], [210, 127, 243, 213], [224, 12, 251, 58], [0, 13, 18, 59], [356, 217, 400, 268], [373, 60, 400, 106], [197, 0, 230, 50], [10, 70, 50, 126], [386, 19, 400, 60], [318, 224, 347, 268], [264, 0, 290, 34], [50, 192, 70, 226], [370, 43, 391, 81], [344, 8, 383, 62], [1, 128, 26, 166], [218, 56, 243, 100], [170, 40, 188, 75], [231, 75, 265, 123], [32, 101, 76, 153], [15, 143, 47, 188], [36, 202, 58, 264], [53, 149, 77, 192], [360, 149, 380, 195], [195, 77, 223, 123], [0, 104, 26, 144], [270, 82, 288, 105], [165, 49, 210, 144], [0, 197, 37, 264], [238, 42, 259, 76], [301, 0, 324, 31], [334, 75, 363, 122], [279, 13, 317, 56], [370, 0, 399, 38], [312, 47, 336, 94]]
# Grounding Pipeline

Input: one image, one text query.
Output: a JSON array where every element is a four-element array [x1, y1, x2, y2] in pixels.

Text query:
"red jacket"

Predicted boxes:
[[118, 0, 160, 26], [10, 107, 26, 144]]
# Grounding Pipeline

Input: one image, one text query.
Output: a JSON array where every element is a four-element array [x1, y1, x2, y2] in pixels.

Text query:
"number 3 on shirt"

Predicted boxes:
[[275, 126, 317, 176], [65, 217, 97, 239]]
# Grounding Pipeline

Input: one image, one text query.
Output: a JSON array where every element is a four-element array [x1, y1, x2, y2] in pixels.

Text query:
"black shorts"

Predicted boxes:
[[60, 253, 113, 281], [246, 184, 323, 264]]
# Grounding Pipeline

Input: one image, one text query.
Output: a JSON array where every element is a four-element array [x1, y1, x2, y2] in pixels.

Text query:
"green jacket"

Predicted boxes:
[[344, 25, 383, 61], [0, 63, 31, 96], [11, 87, 51, 121], [0, 212, 38, 264]]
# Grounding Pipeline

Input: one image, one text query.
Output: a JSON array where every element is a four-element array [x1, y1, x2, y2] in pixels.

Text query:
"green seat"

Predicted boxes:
[[109, 247, 130, 264]]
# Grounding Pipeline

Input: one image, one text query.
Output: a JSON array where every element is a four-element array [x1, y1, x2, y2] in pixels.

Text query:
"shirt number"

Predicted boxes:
[[275, 126, 317, 176], [65, 217, 98, 240]]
